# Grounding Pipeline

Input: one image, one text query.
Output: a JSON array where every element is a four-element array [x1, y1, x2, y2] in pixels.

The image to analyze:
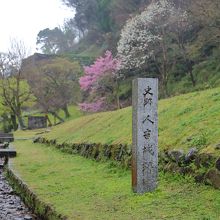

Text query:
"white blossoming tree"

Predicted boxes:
[[117, 0, 191, 96]]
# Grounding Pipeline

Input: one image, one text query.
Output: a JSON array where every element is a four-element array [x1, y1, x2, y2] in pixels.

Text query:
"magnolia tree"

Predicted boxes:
[[117, 0, 191, 96], [79, 51, 121, 112]]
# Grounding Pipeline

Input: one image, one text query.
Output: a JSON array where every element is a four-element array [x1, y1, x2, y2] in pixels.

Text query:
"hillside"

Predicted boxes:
[[11, 87, 220, 218], [3, 79, 220, 218], [35, 0, 220, 101], [21, 87, 220, 156]]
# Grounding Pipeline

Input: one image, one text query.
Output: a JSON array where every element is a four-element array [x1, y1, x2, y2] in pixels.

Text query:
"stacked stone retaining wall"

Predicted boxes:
[[34, 137, 220, 189]]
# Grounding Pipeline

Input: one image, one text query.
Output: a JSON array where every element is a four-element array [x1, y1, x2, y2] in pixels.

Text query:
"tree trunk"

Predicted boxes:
[[45, 114, 52, 127], [17, 115, 25, 130], [178, 37, 196, 87], [62, 105, 70, 118], [50, 111, 64, 124], [116, 95, 121, 110], [2, 114, 11, 133], [161, 27, 169, 98], [10, 114, 18, 131], [162, 79, 169, 98], [115, 79, 121, 110], [186, 60, 196, 87], [188, 70, 196, 87]]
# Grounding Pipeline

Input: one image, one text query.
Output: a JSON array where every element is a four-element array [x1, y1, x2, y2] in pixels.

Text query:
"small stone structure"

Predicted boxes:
[[132, 78, 158, 194], [0, 133, 14, 143], [28, 116, 47, 130]]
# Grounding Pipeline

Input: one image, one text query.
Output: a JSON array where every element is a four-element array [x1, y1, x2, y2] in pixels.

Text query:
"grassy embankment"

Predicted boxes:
[[12, 87, 220, 219], [16, 86, 220, 156], [12, 140, 220, 219]]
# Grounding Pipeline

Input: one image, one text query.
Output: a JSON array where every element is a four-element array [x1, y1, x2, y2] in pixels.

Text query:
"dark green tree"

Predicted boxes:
[[36, 27, 77, 54]]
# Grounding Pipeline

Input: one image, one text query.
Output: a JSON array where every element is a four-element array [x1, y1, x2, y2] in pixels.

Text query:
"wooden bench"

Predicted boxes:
[[0, 133, 14, 143], [0, 148, 17, 166]]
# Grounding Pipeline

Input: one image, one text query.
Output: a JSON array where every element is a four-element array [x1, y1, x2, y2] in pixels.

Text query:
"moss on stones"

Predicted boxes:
[[34, 137, 220, 189], [5, 167, 67, 220]]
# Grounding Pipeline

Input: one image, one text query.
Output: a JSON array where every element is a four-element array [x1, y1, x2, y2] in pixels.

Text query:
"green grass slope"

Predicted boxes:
[[41, 87, 220, 155], [11, 140, 220, 219], [11, 87, 220, 219]]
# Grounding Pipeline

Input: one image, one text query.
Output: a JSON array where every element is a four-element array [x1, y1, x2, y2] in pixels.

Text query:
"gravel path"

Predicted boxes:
[[0, 160, 37, 220]]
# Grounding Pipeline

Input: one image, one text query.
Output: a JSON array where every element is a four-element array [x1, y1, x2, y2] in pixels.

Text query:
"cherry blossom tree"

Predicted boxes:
[[79, 51, 121, 112]]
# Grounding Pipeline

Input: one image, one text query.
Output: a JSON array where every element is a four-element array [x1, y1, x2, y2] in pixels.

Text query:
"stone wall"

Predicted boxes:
[[34, 137, 220, 189], [34, 137, 132, 168], [28, 116, 47, 130]]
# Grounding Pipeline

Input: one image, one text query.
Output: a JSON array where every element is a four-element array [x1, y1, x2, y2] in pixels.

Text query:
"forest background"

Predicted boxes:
[[0, 0, 220, 131]]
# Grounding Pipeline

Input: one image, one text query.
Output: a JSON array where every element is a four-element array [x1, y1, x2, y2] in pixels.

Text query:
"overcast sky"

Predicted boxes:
[[0, 0, 74, 54]]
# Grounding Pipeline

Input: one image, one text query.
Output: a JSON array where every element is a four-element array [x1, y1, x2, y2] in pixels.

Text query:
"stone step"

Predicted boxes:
[[0, 133, 14, 143], [0, 142, 9, 149], [0, 148, 17, 158]]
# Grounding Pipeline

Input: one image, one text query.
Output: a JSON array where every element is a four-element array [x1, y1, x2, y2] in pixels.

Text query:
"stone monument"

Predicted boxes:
[[28, 116, 47, 130], [132, 78, 158, 194]]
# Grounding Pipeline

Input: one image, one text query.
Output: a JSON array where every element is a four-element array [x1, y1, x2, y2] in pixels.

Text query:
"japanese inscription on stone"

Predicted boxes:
[[132, 78, 158, 194]]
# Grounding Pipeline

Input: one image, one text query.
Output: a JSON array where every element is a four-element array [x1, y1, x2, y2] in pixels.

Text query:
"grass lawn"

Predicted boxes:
[[11, 140, 220, 220]]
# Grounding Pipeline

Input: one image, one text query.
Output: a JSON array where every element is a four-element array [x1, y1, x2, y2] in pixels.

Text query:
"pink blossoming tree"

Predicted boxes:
[[79, 51, 121, 112]]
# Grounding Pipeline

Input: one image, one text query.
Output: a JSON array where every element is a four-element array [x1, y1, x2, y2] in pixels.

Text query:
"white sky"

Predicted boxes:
[[0, 0, 74, 54]]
